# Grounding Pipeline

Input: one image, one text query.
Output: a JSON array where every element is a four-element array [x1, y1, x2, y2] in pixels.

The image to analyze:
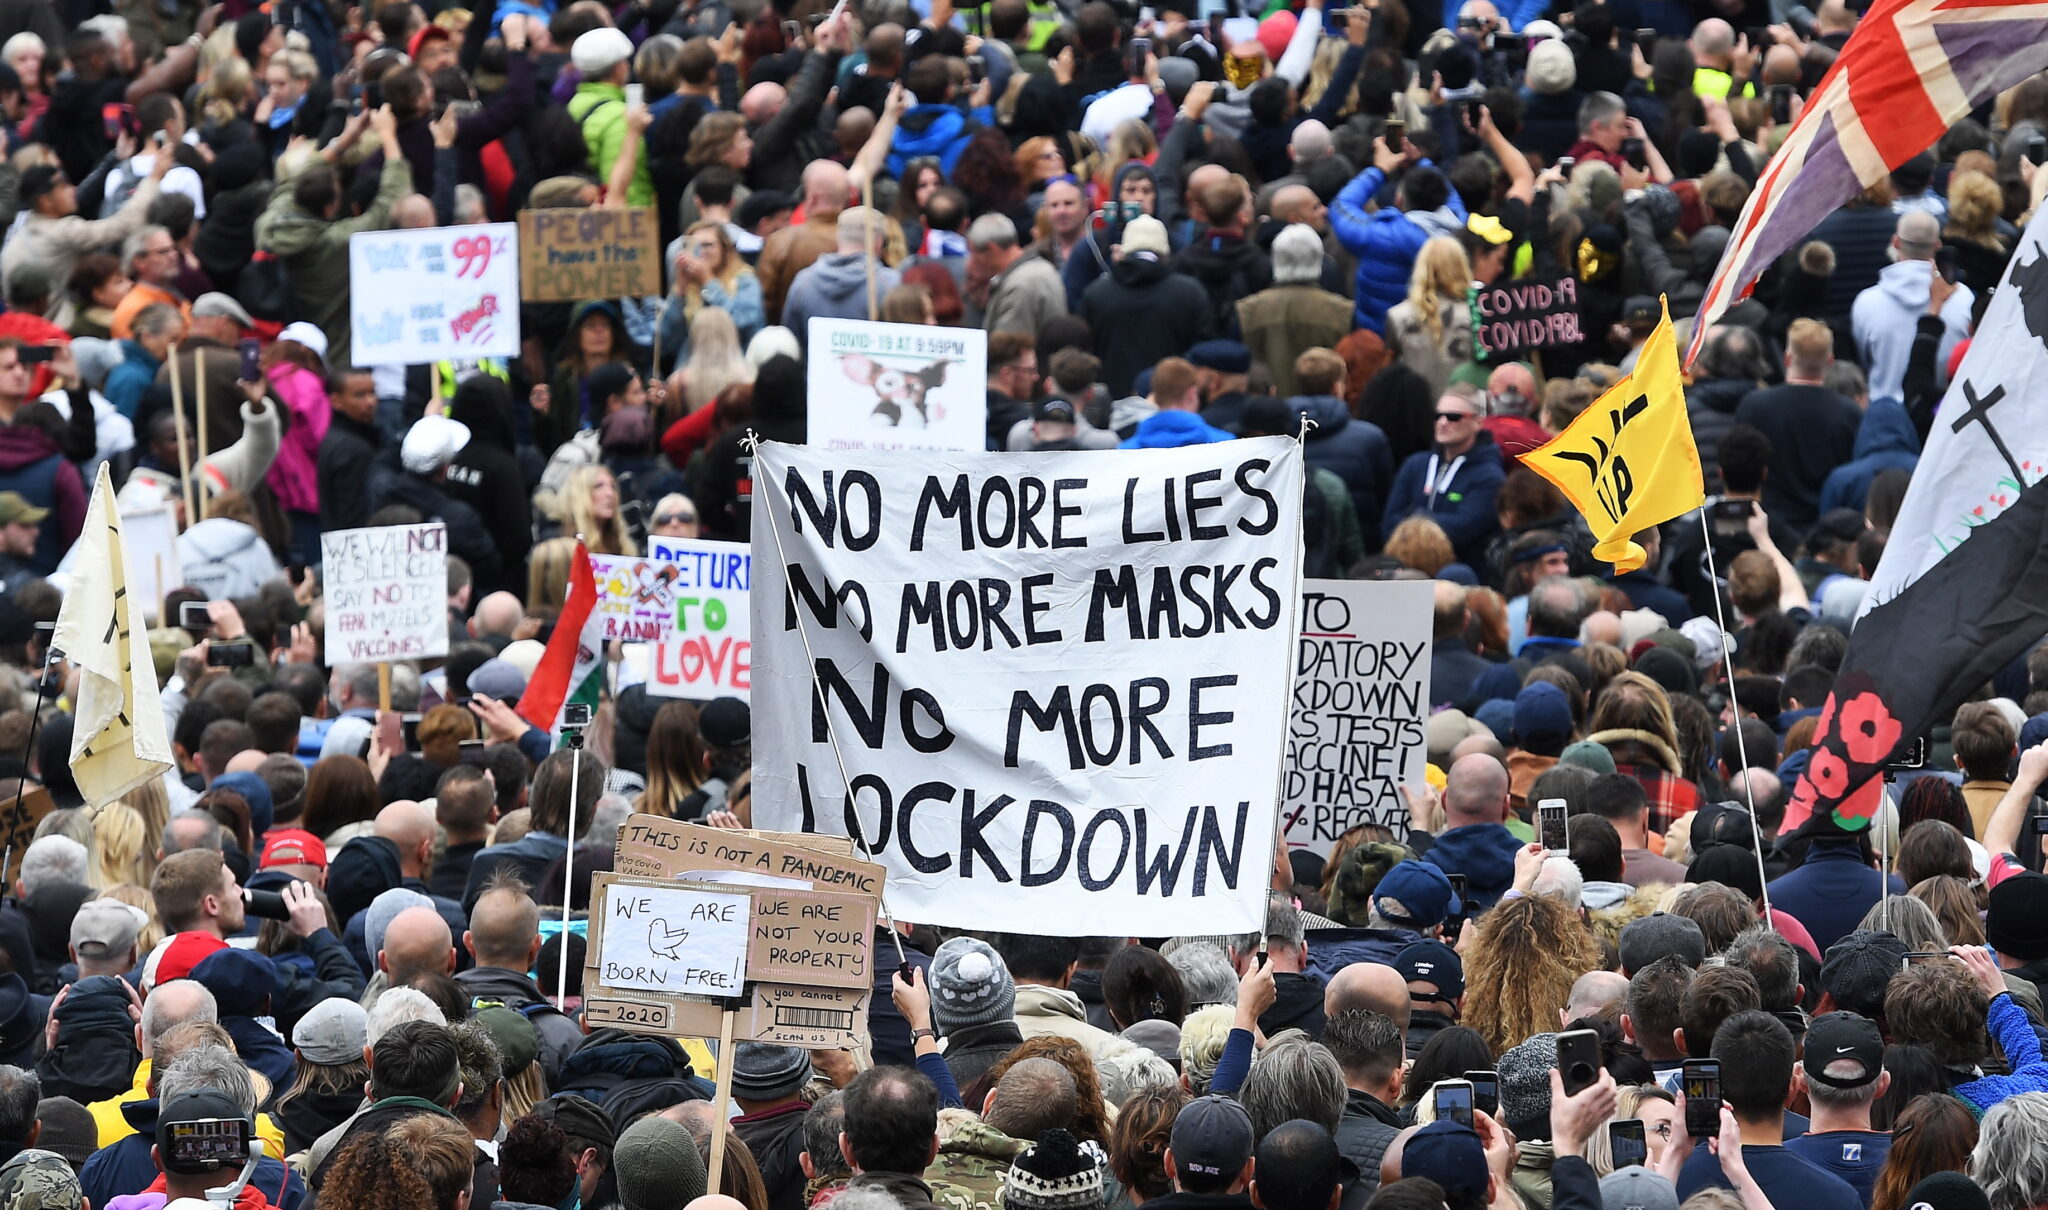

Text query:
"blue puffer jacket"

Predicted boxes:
[[1331, 161, 1469, 334], [886, 103, 994, 178], [1423, 822, 1522, 908]]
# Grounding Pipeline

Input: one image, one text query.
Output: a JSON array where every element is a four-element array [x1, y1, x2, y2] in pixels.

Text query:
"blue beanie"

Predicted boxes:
[[212, 772, 274, 842], [1513, 682, 1574, 748], [1474, 698, 1516, 746]]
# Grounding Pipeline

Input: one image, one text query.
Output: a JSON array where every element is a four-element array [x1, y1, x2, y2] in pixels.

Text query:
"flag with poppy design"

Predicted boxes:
[[1784, 474, 2048, 834]]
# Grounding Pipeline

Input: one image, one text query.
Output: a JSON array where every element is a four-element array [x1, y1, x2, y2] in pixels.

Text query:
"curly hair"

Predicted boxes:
[[1946, 169, 2007, 250], [1462, 893, 1602, 1055], [321, 1132, 438, 1210], [952, 128, 1025, 214], [976, 1036, 1110, 1143], [1886, 961, 1990, 1069], [385, 1114, 479, 1210], [498, 1114, 579, 1208], [1109, 1082, 1188, 1201]]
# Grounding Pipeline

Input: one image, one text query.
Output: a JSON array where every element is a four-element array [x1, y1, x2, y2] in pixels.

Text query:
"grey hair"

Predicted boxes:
[[1238, 1038, 1345, 1139], [0, 1066, 38, 1140], [79, 14, 130, 46], [451, 1019, 504, 1119], [1272, 224, 1324, 285], [581, 794, 633, 846], [1530, 854, 1583, 909], [158, 1044, 257, 1116], [1974, 1091, 2048, 1210], [967, 212, 1020, 250], [367, 987, 446, 1042], [121, 225, 168, 275], [160, 810, 226, 857], [802, 1091, 849, 1179], [1265, 894, 1305, 950], [132, 302, 183, 341], [453, 184, 487, 225], [20, 835, 87, 895], [1165, 943, 1240, 1008], [1858, 895, 1945, 954], [1576, 90, 1626, 135], [141, 980, 219, 1051], [1097, 1046, 1177, 1109]]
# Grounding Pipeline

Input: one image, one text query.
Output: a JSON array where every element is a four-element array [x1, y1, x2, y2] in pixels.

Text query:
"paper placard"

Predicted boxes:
[[614, 815, 884, 897], [349, 223, 519, 366], [596, 538, 753, 701], [1282, 580, 1433, 853], [594, 881, 751, 997], [749, 439, 1304, 936], [738, 885, 873, 987], [518, 208, 660, 301], [321, 523, 449, 662], [805, 318, 987, 453]]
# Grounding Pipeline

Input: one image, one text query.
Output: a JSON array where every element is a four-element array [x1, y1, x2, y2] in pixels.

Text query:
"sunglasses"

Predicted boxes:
[[653, 512, 698, 527], [1436, 410, 1479, 422]]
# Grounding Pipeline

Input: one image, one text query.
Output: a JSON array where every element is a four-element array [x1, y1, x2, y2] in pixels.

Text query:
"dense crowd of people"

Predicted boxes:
[[0, 0, 2030, 1204]]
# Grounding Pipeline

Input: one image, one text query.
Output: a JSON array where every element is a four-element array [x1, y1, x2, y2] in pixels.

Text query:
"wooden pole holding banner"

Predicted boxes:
[[863, 175, 878, 322], [377, 663, 392, 711], [194, 351, 210, 516], [168, 344, 197, 526], [707, 1007, 737, 1190]]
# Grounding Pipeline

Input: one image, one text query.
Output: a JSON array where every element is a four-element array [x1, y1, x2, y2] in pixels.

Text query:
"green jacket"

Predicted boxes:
[[926, 1121, 1028, 1210], [254, 154, 413, 365], [569, 81, 654, 207]]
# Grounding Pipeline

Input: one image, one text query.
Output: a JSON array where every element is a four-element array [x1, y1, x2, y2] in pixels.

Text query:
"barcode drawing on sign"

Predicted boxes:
[[774, 1005, 856, 1030]]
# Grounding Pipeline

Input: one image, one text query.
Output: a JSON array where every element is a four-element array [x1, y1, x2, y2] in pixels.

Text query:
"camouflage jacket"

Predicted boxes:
[[926, 1120, 1030, 1210]]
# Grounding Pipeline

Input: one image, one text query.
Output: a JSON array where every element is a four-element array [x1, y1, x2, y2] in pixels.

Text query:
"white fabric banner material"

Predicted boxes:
[[750, 438, 1305, 935]]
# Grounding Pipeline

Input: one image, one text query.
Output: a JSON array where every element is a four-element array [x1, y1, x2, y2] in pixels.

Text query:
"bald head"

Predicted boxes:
[[1270, 185, 1322, 227], [740, 81, 786, 125], [1185, 163, 1228, 208], [1325, 961, 1412, 1030], [803, 159, 850, 212], [1443, 753, 1510, 824], [472, 591, 523, 638], [1729, 767, 1781, 815], [1761, 45, 1801, 86], [1581, 609, 1622, 646], [1451, 734, 1505, 763], [377, 801, 436, 878], [1290, 119, 1331, 163], [225, 749, 267, 776], [1894, 209, 1939, 259], [392, 194, 436, 229], [380, 904, 456, 984], [1562, 970, 1630, 1027], [1692, 18, 1734, 58], [466, 885, 542, 969]]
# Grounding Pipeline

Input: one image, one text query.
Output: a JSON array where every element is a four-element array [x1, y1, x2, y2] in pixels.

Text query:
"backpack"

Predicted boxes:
[[553, 1028, 708, 1123], [239, 251, 297, 323], [538, 428, 602, 497], [574, 97, 622, 178], [98, 161, 143, 218]]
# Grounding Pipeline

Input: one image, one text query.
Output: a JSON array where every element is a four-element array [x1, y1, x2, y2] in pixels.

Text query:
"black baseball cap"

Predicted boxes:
[[1169, 1095, 1253, 1183], [1033, 397, 1077, 424], [1803, 1010, 1883, 1088]]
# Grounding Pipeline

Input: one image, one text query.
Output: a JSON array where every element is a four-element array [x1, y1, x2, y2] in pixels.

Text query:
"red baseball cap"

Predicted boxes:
[[152, 932, 228, 987], [260, 829, 328, 871]]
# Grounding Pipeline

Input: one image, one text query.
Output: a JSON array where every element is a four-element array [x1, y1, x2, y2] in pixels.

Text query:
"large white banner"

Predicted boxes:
[[805, 318, 987, 453], [1862, 203, 2048, 618], [1283, 580, 1432, 854], [749, 439, 1305, 935], [349, 223, 519, 366]]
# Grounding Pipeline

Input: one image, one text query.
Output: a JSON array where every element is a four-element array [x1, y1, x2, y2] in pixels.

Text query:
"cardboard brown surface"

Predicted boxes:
[[614, 815, 884, 896], [518, 208, 659, 301], [0, 787, 54, 870]]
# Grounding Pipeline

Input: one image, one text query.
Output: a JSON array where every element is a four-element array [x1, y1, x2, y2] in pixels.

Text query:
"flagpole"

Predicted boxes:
[[557, 533, 587, 1012], [1698, 510, 1772, 920]]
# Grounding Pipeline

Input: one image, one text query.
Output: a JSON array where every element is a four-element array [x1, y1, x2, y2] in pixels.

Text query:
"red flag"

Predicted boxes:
[[1688, 0, 2048, 365]]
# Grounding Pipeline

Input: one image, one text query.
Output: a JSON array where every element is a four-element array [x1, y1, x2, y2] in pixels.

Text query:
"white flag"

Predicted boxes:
[[55, 463, 173, 805], [1862, 203, 2048, 617]]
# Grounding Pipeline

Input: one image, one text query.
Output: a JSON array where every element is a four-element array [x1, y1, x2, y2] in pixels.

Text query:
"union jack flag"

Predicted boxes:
[[1687, 0, 2048, 366]]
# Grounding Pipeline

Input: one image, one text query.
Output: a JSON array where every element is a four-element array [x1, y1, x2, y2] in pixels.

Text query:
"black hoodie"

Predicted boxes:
[[1078, 255, 1217, 397], [697, 355, 804, 542], [1258, 971, 1328, 1039], [21, 883, 90, 994], [444, 377, 535, 597]]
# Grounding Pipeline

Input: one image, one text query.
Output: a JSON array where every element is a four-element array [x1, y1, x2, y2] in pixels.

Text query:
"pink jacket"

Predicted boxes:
[[264, 363, 330, 516]]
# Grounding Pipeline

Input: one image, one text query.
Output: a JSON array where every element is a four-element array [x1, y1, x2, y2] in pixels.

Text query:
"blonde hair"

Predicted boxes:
[[199, 54, 252, 127], [1463, 892, 1603, 1055], [1945, 170, 2007, 250], [122, 778, 170, 879], [501, 1063, 546, 1120], [93, 804, 149, 889], [1385, 516, 1455, 575], [1578, 1084, 1675, 1173], [1302, 37, 1363, 120], [1179, 1004, 1235, 1093], [1407, 237, 1473, 345], [98, 884, 163, 955], [1095, 119, 1158, 194], [680, 304, 751, 414], [563, 464, 636, 557], [526, 537, 578, 611]]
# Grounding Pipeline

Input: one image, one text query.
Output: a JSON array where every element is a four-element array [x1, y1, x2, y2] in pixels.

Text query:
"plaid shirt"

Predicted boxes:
[[1616, 762, 1702, 837]]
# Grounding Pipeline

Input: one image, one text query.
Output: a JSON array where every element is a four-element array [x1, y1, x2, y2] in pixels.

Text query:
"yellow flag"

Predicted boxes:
[[1522, 299, 1702, 574]]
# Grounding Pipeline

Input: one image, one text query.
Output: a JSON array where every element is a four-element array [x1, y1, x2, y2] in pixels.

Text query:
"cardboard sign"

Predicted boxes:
[[1282, 580, 1433, 853], [1472, 274, 1584, 360], [739, 886, 873, 986], [615, 815, 884, 896], [0, 786, 54, 869], [596, 538, 753, 701], [349, 223, 519, 366], [585, 982, 871, 1048], [519, 208, 660, 301], [592, 880, 751, 997], [805, 318, 987, 453], [750, 439, 1304, 936], [321, 523, 450, 662]]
